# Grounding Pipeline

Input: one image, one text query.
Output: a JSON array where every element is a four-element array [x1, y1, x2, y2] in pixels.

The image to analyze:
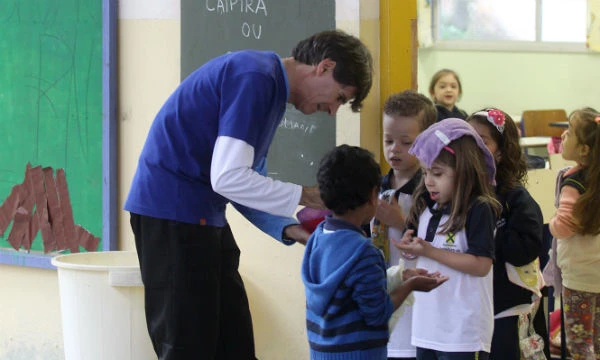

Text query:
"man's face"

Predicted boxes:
[[294, 59, 357, 115]]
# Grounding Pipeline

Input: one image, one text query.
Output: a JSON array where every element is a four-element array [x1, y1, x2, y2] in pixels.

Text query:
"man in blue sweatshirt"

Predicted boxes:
[[125, 31, 373, 360]]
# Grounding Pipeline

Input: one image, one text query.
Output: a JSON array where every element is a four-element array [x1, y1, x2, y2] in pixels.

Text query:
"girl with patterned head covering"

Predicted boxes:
[[395, 118, 502, 360]]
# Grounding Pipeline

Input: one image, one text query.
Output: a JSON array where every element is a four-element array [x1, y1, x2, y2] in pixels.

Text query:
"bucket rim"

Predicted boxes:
[[51, 251, 140, 271]]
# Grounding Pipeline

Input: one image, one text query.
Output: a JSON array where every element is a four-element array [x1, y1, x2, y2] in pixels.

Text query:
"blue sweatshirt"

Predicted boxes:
[[124, 50, 298, 242], [301, 217, 393, 360]]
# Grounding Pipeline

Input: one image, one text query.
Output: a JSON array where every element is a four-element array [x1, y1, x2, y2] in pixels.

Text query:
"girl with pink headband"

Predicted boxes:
[[468, 109, 545, 360]]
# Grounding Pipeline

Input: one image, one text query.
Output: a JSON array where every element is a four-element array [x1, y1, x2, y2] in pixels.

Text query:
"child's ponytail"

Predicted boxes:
[[573, 109, 600, 235]]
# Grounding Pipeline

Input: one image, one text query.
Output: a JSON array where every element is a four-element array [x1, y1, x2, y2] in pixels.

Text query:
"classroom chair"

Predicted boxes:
[[521, 109, 567, 161], [521, 109, 567, 138]]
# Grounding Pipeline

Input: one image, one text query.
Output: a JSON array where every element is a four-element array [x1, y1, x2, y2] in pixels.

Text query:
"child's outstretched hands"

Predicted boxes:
[[401, 268, 431, 281], [402, 268, 448, 292]]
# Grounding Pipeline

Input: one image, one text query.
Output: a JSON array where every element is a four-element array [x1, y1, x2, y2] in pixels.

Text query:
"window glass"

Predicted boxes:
[[541, 0, 586, 42], [437, 0, 535, 41]]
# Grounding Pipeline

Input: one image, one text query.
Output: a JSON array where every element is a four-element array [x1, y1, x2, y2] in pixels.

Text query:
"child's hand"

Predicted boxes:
[[401, 268, 430, 281], [402, 268, 443, 281], [393, 230, 428, 256], [398, 229, 415, 243], [405, 273, 449, 292], [375, 196, 404, 229]]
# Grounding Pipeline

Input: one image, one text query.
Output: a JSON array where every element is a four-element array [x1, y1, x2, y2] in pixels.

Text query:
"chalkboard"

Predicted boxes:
[[181, 0, 335, 185], [0, 0, 117, 268]]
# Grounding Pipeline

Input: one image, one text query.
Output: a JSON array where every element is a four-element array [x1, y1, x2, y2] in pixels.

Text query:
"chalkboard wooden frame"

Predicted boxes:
[[0, 0, 117, 269]]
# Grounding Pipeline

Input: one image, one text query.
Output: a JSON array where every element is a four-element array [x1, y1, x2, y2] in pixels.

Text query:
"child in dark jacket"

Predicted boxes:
[[467, 108, 544, 359]]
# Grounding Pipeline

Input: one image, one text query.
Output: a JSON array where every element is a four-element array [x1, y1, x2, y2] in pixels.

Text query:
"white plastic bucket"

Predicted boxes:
[[52, 251, 156, 360]]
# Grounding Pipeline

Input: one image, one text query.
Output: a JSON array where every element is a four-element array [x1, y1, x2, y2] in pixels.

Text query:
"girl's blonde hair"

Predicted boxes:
[[407, 136, 501, 234], [569, 107, 600, 235]]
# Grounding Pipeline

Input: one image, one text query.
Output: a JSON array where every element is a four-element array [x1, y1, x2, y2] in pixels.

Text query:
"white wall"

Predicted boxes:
[[0, 266, 64, 359], [418, 48, 600, 116]]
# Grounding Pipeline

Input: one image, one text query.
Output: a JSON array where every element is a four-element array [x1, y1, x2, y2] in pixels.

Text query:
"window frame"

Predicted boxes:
[[429, 0, 589, 53]]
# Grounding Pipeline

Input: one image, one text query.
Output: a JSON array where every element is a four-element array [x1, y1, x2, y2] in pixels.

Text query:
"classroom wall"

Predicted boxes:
[[0, 1, 376, 359], [2, 3, 584, 359], [417, 49, 600, 116]]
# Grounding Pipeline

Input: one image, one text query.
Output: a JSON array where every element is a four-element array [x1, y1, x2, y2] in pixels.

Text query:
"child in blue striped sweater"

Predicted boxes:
[[301, 144, 447, 360]]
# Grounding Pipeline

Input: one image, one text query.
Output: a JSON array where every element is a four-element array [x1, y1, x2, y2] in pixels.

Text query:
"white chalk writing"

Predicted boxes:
[[205, 0, 268, 16], [241, 22, 262, 39], [278, 117, 318, 134], [205, 0, 268, 39]]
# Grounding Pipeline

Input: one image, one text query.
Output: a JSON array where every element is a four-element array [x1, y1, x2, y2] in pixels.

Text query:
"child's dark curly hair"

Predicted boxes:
[[317, 145, 381, 215]]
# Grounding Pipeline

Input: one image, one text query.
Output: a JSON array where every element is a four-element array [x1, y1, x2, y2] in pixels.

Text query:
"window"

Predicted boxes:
[[432, 0, 587, 50]]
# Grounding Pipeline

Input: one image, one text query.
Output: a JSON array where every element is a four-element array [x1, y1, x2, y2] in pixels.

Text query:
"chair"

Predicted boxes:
[[521, 109, 567, 138], [526, 154, 547, 169]]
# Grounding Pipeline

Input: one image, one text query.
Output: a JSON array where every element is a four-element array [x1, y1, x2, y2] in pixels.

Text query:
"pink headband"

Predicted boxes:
[[474, 109, 505, 134], [444, 146, 455, 155]]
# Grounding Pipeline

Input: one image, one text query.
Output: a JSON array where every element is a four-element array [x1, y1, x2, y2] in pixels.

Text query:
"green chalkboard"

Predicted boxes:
[[0, 0, 104, 265]]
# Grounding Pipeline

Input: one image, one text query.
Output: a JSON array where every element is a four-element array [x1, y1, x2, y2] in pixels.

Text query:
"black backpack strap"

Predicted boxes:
[[561, 170, 586, 195], [560, 294, 567, 360]]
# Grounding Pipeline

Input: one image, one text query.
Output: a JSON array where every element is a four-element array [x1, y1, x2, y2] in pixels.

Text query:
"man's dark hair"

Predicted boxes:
[[317, 145, 381, 215], [292, 30, 373, 113]]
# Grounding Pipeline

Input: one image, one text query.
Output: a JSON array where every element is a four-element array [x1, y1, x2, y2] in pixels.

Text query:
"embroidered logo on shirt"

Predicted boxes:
[[442, 232, 460, 252]]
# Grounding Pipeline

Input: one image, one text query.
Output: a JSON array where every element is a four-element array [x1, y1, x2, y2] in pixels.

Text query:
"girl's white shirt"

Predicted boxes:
[[411, 207, 494, 353]]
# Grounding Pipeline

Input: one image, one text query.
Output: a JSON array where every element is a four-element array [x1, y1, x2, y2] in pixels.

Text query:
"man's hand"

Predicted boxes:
[[300, 186, 325, 209], [283, 224, 311, 245]]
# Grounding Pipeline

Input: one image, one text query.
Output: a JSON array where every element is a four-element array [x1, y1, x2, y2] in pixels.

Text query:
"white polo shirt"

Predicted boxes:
[[411, 201, 495, 353]]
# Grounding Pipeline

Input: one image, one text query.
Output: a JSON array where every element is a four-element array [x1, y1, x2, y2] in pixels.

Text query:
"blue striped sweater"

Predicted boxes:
[[301, 217, 394, 360]]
